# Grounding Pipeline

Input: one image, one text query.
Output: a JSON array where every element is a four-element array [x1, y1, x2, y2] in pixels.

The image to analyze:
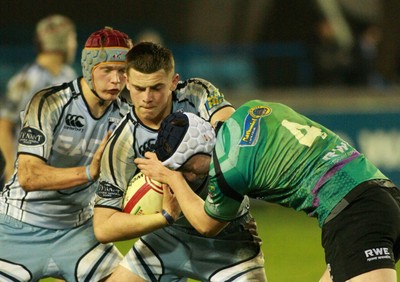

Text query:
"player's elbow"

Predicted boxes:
[[194, 217, 227, 237], [18, 170, 38, 192], [93, 208, 115, 243], [94, 231, 111, 244], [93, 224, 112, 243], [196, 226, 222, 237]]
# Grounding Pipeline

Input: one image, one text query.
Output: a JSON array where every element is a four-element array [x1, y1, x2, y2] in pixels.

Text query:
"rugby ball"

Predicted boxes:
[[123, 172, 163, 215]]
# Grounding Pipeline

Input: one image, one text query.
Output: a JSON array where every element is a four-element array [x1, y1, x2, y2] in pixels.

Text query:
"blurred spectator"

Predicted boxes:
[[0, 14, 77, 185], [376, 0, 400, 86], [352, 24, 385, 87], [311, 17, 354, 86], [136, 28, 164, 45]]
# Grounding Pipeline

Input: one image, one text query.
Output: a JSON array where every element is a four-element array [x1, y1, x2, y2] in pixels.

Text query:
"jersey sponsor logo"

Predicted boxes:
[[97, 181, 124, 198], [138, 139, 156, 156], [18, 126, 46, 146], [207, 184, 217, 201], [239, 106, 271, 146], [364, 247, 392, 262], [65, 114, 85, 131], [248, 105, 271, 118], [206, 89, 224, 110], [322, 141, 351, 161], [53, 136, 100, 157]]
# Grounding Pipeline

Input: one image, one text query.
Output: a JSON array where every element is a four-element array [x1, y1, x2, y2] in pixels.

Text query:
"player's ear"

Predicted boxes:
[[170, 73, 180, 91], [125, 73, 131, 91]]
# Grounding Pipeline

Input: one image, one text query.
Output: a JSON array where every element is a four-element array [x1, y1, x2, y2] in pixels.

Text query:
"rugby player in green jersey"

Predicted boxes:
[[136, 100, 400, 282]]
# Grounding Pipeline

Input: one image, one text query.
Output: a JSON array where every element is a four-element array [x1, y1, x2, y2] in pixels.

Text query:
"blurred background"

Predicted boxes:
[[2, 0, 400, 90], [1, 1, 399, 280], [1, 0, 398, 184]]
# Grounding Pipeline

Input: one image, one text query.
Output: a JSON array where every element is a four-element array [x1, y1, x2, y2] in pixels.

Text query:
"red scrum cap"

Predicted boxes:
[[81, 27, 131, 90], [84, 27, 131, 48]]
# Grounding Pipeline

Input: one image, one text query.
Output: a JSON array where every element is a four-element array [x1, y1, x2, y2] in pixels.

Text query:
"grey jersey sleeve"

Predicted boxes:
[[174, 78, 233, 121], [17, 89, 61, 160]]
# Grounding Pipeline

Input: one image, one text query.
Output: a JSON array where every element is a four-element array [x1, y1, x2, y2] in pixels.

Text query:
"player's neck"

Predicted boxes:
[[80, 78, 112, 118], [36, 52, 65, 76]]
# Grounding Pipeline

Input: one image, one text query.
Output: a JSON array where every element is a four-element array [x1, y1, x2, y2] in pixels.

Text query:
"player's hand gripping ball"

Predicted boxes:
[[123, 172, 163, 215]]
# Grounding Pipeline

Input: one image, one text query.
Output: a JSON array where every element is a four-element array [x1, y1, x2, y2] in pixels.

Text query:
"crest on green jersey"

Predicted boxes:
[[240, 105, 271, 146]]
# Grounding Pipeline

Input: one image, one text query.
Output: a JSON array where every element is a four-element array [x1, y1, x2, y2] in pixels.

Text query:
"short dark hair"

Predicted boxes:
[[126, 42, 174, 75]]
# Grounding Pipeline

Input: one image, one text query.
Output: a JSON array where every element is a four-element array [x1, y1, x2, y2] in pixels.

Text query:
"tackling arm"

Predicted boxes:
[[165, 171, 228, 236], [135, 154, 228, 237]]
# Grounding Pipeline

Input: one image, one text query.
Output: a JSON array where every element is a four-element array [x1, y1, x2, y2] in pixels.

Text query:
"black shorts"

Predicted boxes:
[[322, 180, 400, 282]]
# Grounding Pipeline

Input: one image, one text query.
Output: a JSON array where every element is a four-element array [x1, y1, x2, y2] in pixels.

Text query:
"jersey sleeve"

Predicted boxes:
[[175, 78, 234, 121], [17, 90, 60, 161], [197, 78, 233, 118], [204, 165, 248, 221], [95, 117, 137, 210], [204, 145, 250, 221]]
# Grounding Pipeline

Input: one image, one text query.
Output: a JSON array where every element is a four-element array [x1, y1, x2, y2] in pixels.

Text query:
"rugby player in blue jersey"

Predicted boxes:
[[0, 27, 133, 281]]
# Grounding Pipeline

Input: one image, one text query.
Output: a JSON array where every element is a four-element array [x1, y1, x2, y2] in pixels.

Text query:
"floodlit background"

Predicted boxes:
[[1, 0, 399, 281]]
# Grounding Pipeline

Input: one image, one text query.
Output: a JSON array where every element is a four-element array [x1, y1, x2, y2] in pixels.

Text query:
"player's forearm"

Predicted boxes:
[[167, 172, 225, 237], [93, 207, 168, 243], [18, 162, 92, 191]]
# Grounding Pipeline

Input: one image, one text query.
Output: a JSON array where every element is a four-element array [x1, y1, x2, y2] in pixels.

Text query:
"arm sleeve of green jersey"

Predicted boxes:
[[204, 168, 247, 221]]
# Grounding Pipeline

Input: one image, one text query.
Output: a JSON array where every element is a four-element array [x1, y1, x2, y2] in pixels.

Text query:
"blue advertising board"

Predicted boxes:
[[307, 112, 400, 186]]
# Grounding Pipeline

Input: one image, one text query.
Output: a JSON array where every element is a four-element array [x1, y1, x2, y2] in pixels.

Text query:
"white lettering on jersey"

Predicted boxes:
[[364, 247, 391, 262], [53, 135, 100, 158], [322, 142, 350, 161]]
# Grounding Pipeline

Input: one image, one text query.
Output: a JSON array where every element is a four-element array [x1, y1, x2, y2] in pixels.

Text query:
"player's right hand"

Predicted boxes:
[[88, 131, 112, 180]]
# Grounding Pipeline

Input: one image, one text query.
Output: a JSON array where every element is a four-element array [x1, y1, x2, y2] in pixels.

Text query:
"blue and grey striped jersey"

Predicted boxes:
[[96, 78, 233, 213], [0, 77, 131, 229]]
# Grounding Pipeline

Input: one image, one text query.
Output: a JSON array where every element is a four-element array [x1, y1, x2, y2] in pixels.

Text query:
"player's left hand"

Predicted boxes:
[[134, 152, 174, 184], [162, 184, 181, 222]]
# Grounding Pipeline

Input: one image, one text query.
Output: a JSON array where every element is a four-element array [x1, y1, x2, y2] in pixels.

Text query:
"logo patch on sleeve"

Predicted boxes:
[[239, 106, 271, 146], [18, 127, 46, 146], [97, 181, 124, 198], [206, 89, 224, 110]]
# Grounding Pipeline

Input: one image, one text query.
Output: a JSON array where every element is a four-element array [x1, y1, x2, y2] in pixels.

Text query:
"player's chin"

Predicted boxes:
[[138, 107, 158, 118], [102, 92, 121, 101]]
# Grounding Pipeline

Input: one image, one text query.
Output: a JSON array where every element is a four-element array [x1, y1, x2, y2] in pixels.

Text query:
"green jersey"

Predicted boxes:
[[205, 100, 387, 226]]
